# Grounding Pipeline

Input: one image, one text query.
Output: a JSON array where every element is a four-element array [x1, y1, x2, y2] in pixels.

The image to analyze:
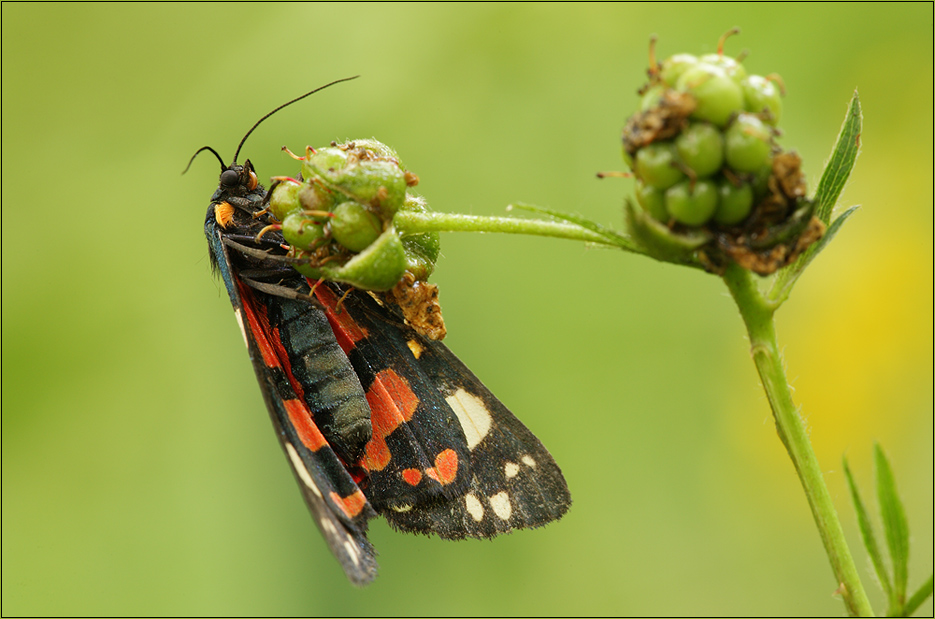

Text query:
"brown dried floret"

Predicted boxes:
[[621, 90, 696, 157], [385, 272, 447, 341]]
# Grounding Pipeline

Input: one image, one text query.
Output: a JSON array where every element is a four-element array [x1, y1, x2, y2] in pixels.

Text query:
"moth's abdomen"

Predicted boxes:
[[270, 297, 372, 464]]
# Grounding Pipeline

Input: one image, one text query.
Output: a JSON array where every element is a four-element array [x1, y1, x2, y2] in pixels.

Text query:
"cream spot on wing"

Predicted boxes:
[[286, 443, 322, 498], [489, 492, 512, 521], [465, 493, 484, 522], [234, 309, 248, 348], [504, 462, 520, 478], [344, 539, 360, 567], [406, 339, 424, 359], [521, 455, 537, 468], [445, 388, 492, 450], [391, 504, 413, 513], [321, 518, 337, 537]]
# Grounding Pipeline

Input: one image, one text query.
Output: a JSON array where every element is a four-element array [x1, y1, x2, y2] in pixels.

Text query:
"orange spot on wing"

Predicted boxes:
[[401, 468, 423, 486], [330, 489, 368, 519], [284, 399, 327, 452], [362, 369, 420, 472], [315, 284, 367, 353], [424, 449, 459, 485]]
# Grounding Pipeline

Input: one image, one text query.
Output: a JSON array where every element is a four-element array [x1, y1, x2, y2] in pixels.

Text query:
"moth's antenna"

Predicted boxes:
[[233, 75, 360, 163], [182, 145, 226, 175], [182, 75, 360, 175]]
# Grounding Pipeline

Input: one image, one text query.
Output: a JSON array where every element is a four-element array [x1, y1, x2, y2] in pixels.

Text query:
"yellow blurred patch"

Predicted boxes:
[[726, 223, 932, 501]]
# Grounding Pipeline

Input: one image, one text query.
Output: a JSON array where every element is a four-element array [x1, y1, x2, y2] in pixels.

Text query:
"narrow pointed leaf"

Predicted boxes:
[[844, 455, 893, 601], [814, 91, 862, 224], [875, 443, 910, 603], [768, 205, 860, 304], [902, 574, 933, 617]]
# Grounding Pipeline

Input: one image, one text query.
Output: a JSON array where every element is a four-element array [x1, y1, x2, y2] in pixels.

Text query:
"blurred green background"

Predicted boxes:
[[3, 3, 932, 616]]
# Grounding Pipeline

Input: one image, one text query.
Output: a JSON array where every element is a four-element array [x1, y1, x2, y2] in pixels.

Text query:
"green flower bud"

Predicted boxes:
[[698, 53, 747, 83], [282, 212, 327, 251], [269, 180, 302, 221], [635, 141, 684, 190], [635, 181, 668, 222], [302, 147, 348, 178], [659, 53, 698, 86], [303, 143, 408, 218], [675, 122, 724, 178], [725, 113, 772, 173], [298, 181, 336, 213], [742, 74, 783, 125], [676, 63, 744, 127], [326, 227, 407, 291], [331, 201, 383, 252], [665, 179, 719, 226], [714, 178, 754, 225], [396, 194, 441, 281]]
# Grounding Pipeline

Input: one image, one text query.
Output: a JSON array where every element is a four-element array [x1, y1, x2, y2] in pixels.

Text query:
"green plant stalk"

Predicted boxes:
[[722, 262, 874, 617], [393, 210, 618, 246]]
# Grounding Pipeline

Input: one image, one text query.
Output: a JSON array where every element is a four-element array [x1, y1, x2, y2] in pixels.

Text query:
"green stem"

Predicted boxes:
[[393, 210, 618, 246], [722, 263, 874, 617]]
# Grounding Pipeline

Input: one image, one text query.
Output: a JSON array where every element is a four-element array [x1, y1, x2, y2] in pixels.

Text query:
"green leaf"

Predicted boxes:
[[508, 202, 638, 251], [902, 574, 934, 617], [764, 91, 861, 306], [844, 455, 893, 602], [768, 205, 860, 305], [814, 91, 862, 225], [875, 443, 910, 605]]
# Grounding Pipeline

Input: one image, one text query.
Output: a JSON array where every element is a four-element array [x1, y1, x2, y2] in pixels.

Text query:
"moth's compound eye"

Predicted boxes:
[[220, 169, 240, 188]]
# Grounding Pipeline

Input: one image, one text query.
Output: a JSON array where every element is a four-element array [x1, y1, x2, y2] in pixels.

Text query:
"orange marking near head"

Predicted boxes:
[[424, 449, 459, 485], [401, 468, 423, 486], [330, 489, 368, 519], [214, 202, 235, 228], [362, 369, 420, 472], [315, 284, 367, 353], [284, 399, 327, 452]]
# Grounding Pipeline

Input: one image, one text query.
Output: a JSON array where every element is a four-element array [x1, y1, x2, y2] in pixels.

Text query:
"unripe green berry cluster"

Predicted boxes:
[[624, 33, 786, 229], [268, 139, 439, 291]]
